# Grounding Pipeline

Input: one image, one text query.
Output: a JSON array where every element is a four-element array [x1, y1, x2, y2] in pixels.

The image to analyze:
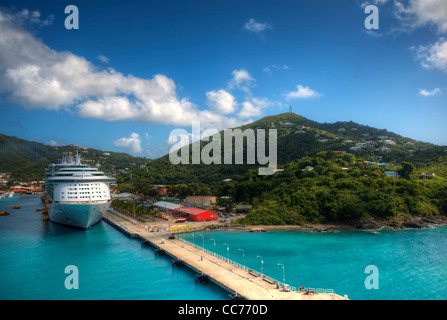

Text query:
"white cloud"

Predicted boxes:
[[418, 87, 442, 96], [392, 0, 447, 33], [46, 140, 60, 146], [262, 64, 290, 76], [238, 97, 274, 119], [9, 8, 54, 27], [238, 101, 262, 119], [414, 38, 447, 72], [407, 0, 447, 32], [361, 0, 390, 7], [229, 68, 255, 91], [262, 67, 273, 76], [0, 9, 245, 131], [244, 18, 272, 33], [97, 55, 110, 63], [113, 133, 143, 154], [206, 89, 237, 114], [285, 85, 322, 100]]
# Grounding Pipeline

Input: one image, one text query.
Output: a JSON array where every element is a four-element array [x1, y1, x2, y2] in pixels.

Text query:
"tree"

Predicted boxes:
[[216, 197, 235, 213], [398, 162, 416, 180]]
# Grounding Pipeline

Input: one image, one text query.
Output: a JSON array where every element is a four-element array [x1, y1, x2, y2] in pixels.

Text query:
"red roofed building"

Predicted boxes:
[[174, 207, 218, 222]]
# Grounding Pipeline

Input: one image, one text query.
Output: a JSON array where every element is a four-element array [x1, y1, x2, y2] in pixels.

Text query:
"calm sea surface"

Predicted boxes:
[[1, 195, 446, 300]]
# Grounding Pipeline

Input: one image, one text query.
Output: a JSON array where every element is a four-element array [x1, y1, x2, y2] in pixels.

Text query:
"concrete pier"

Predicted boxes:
[[103, 211, 346, 300]]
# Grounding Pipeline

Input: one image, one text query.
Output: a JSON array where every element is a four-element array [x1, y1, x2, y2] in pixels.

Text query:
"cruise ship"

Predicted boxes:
[[44, 151, 116, 229]]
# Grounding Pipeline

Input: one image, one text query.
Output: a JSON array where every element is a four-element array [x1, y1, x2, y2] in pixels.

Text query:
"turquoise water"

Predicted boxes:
[[179, 228, 447, 300], [1, 195, 447, 300], [0, 195, 228, 300]]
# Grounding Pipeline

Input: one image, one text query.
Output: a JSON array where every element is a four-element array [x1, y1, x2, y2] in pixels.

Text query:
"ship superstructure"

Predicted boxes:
[[44, 151, 115, 229]]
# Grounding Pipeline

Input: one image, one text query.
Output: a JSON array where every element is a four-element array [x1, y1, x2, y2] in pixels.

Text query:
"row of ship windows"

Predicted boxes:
[[63, 196, 107, 199], [64, 191, 106, 195]]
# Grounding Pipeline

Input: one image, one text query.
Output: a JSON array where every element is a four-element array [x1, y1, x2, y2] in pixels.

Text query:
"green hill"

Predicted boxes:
[[0, 133, 148, 182], [118, 113, 446, 185], [225, 151, 447, 226]]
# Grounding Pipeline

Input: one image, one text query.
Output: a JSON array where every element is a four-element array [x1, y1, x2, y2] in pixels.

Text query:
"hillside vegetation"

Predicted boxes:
[[226, 151, 447, 226], [0, 133, 147, 182], [118, 113, 446, 185]]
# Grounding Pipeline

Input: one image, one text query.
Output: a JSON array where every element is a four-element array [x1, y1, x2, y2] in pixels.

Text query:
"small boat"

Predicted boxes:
[[0, 211, 10, 215], [12, 206, 21, 209], [43, 216, 50, 221], [36, 208, 42, 212]]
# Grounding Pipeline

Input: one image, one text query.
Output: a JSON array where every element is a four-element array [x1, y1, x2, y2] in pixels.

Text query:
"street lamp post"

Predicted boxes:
[[199, 235, 204, 248], [210, 238, 216, 251], [223, 243, 229, 260], [256, 256, 263, 276], [278, 263, 285, 288], [238, 249, 245, 267]]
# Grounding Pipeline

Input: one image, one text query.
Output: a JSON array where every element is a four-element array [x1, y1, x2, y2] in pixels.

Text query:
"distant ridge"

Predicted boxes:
[[0, 133, 147, 181], [1, 113, 445, 183]]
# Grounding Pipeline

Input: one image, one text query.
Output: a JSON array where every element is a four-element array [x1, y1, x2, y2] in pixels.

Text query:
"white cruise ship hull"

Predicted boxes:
[[49, 201, 111, 229]]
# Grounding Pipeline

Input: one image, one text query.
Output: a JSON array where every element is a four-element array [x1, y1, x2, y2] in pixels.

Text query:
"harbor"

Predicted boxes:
[[103, 210, 345, 300]]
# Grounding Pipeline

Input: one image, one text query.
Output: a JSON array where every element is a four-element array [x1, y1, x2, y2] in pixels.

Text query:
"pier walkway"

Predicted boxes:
[[103, 210, 346, 300]]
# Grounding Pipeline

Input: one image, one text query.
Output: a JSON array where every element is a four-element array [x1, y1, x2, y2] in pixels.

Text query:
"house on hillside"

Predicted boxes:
[[355, 143, 367, 148], [385, 171, 400, 178], [420, 173, 435, 180], [380, 147, 392, 153]]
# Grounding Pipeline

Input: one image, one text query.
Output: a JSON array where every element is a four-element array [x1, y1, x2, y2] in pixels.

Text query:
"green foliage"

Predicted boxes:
[[216, 196, 235, 212], [398, 162, 416, 180], [0, 133, 147, 182], [235, 152, 445, 225]]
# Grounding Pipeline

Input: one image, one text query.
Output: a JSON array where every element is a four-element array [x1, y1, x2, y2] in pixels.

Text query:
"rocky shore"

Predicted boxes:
[[226, 215, 447, 233]]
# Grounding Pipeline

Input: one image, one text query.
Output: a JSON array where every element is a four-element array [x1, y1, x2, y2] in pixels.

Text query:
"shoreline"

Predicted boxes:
[[225, 216, 447, 233]]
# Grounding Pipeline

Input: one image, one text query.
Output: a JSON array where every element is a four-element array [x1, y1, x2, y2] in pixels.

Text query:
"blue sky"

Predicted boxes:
[[0, 0, 446, 158]]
